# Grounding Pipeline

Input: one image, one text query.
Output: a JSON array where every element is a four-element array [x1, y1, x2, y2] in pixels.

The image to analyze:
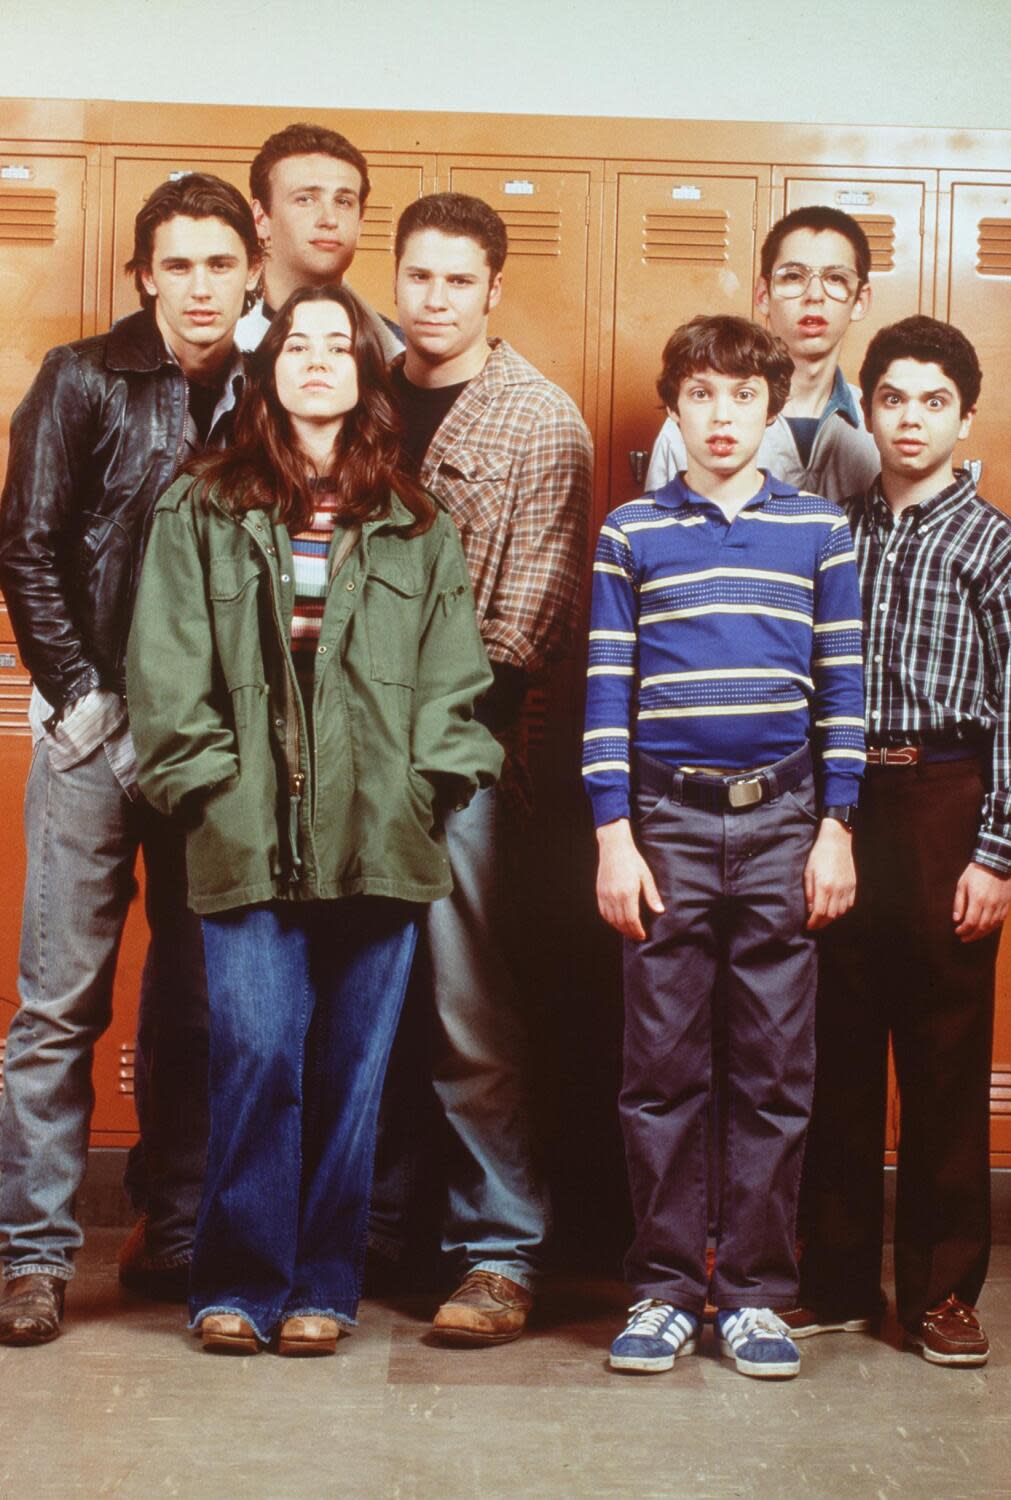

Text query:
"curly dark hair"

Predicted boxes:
[[859, 316, 982, 415], [191, 285, 434, 535], [656, 315, 794, 417]]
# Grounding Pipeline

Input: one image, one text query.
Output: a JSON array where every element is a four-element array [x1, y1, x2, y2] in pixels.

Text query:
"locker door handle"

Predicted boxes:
[[629, 450, 649, 486], [966, 458, 983, 484]]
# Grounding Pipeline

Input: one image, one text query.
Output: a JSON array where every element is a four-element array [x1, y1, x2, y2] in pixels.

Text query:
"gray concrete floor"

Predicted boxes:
[[0, 1232, 1008, 1500]]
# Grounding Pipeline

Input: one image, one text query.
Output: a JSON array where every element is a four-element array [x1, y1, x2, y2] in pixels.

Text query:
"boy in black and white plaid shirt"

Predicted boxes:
[[795, 316, 1010, 1368]]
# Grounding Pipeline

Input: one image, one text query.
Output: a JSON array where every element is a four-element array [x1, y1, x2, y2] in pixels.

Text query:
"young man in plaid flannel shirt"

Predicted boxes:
[[375, 192, 592, 1344]]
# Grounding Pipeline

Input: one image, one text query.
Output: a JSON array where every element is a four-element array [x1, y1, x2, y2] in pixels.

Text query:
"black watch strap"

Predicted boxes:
[[823, 803, 857, 830]]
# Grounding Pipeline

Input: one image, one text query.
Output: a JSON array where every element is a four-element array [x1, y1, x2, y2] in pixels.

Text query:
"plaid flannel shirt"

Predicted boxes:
[[409, 339, 593, 674]]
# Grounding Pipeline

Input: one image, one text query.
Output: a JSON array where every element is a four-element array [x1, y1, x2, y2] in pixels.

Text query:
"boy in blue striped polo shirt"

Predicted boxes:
[[584, 315, 865, 1379]]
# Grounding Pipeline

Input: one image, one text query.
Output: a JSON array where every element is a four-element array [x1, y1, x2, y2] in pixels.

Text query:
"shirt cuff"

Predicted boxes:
[[971, 827, 1011, 878], [589, 785, 631, 828]]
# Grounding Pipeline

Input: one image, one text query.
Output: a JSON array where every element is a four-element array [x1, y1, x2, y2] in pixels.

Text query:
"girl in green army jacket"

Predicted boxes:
[[127, 285, 501, 1356]]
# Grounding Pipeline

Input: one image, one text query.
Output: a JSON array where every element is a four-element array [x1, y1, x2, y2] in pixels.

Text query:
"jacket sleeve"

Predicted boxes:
[[126, 482, 239, 817], [411, 517, 504, 803], [479, 396, 592, 674], [0, 345, 103, 713]]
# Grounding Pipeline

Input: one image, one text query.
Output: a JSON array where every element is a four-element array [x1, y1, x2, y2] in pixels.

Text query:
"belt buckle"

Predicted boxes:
[[728, 777, 764, 809]]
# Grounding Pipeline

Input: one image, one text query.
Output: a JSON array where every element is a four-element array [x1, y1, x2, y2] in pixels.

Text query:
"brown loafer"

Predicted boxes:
[[431, 1270, 534, 1346], [905, 1295, 989, 1366], [200, 1313, 260, 1354], [0, 1273, 66, 1346], [278, 1315, 343, 1356]]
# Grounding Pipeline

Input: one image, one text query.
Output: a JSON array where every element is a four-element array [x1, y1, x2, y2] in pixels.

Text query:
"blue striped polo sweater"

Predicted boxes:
[[582, 472, 866, 827]]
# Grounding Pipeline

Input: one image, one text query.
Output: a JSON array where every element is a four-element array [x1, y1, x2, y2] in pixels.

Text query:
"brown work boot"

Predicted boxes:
[[0, 1273, 66, 1346], [431, 1270, 533, 1346], [905, 1295, 989, 1366]]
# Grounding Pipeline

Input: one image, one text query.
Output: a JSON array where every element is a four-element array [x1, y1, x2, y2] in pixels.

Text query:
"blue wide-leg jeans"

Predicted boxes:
[[190, 898, 418, 1342]]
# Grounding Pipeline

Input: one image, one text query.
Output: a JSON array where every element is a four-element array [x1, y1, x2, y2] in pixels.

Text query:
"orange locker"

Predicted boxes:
[[444, 160, 597, 410], [605, 164, 770, 512], [0, 144, 97, 473]]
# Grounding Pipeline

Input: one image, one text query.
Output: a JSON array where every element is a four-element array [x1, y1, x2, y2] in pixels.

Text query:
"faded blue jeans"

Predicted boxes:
[[0, 737, 207, 1281], [191, 898, 417, 1342]]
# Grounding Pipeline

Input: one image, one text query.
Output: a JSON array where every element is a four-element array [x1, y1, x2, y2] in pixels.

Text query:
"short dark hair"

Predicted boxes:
[[394, 193, 508, 276], [124, 172, 260, 309], [859, 315, 982, 415], [760, 206, 871, 286], [657, 315, 794, 417], [249, 123, 371, 211]]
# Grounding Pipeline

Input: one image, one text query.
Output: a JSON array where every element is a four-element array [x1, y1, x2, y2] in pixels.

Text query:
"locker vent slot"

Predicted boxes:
[[976, 218, 1011, 276], [993, 1064, 1011, 1115], [501, 209, 562, 257], [0, 186, 57, 243], [119, 1042, 136, 1097], [359, 202, 395, 253], [852, 214, 896, 272], [0, 652, 32, 737], [642, 211, 729, 264]]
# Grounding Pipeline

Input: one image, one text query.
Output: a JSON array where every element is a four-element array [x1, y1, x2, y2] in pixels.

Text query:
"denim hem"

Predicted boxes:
[[4, 1263, 74, 1283], [471, 1259, 538, 1293], [189, 1305, 271, 1344]]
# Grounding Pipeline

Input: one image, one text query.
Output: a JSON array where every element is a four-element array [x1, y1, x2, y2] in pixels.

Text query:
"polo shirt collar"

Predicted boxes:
[[653, 469, 798, 511]]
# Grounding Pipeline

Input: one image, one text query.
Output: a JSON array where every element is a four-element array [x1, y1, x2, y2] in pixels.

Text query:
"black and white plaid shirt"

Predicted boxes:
[[851, 467, 1011, 874]]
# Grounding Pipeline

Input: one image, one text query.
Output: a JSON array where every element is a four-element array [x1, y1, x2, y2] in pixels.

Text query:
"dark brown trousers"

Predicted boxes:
[[799, 758, 997, 1329]]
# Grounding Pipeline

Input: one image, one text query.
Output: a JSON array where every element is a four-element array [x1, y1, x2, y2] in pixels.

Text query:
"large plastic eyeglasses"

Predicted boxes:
[[770, 262, 862, 302]]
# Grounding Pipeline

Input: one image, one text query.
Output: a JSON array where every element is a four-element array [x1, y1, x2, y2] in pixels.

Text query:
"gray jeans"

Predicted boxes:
[[621, 754, 818, 1314], [371, 785, 550, 1290], [0, 737, 207, 1279]]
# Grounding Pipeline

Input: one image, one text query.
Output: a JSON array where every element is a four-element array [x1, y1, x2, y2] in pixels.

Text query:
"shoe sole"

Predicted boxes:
[[788, 1317, 872, 1340], [0, 1322, 61, 1347], [610, 1337, 697, 1373], [719, 1338, 799, 1378], [429, 1325, 525, 1346], [277, 1336, 338, 1356], [904, 1335, 989, 1367], [201, 1332, 260, 1354]]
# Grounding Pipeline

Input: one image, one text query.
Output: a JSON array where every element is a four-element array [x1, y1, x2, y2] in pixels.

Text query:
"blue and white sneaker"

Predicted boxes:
[[716, 1308, 801, 1378], [609, 1299, 699, 1372]]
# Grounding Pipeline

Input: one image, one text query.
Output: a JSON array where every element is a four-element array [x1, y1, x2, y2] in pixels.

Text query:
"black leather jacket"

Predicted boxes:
[[0, 309, 239, 717]]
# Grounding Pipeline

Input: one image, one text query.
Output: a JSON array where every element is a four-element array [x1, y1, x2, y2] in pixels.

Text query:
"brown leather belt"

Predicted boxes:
[[865, 744, 980, 767]]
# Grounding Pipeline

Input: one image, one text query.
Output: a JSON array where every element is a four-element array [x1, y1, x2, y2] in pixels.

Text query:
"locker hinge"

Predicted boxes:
[[81, 178, 87, 214], [919, 202, 925, 237], [752, 199, 757, 230]]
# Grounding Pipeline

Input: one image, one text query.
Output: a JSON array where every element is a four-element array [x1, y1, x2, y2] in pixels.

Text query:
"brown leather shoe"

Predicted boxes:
[[0, 1273, 66, 1346], [200, 1313, 260, 1354], [905, 1296, 989, 1366], [278, 1315, 344, 1356], [431, 1270, 533, 1346]]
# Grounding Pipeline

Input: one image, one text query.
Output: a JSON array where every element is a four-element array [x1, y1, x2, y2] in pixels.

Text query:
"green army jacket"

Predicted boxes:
[[126, 476, 503, 915]]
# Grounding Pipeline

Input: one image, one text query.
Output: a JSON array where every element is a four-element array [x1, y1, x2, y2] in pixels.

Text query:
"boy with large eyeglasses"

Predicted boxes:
[[646, 206, 880, 506]]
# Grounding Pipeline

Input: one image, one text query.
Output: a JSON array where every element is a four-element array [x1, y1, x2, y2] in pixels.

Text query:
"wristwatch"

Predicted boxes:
[[823, 804, 857, 831]]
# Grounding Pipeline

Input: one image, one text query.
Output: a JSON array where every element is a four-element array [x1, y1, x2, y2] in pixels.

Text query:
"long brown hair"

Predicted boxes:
[[192, 284, 434, 534]]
